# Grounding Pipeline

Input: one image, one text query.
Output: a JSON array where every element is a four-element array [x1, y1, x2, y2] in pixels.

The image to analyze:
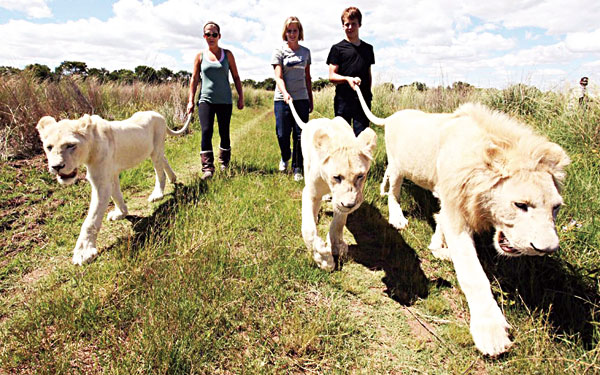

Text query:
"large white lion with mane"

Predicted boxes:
[[355, 87, 570, 356], [36, 111, 189, 265]]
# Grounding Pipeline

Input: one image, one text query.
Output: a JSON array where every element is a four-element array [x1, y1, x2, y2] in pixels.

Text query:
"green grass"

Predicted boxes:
[[1, 85, 599, 374]]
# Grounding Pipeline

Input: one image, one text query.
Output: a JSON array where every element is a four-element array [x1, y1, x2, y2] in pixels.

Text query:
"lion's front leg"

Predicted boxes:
[[73, 183, 110, 265], [439, 209, 512, 356], [301, 186, 334, 271], [328, 211, 348, 259], [107, 174, 128, 221]]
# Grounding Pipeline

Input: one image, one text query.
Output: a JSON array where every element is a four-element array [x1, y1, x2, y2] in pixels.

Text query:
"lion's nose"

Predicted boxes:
[[341, 201, 356, 209], [531, 242, 558, 255], [51, 163, 65, 172]]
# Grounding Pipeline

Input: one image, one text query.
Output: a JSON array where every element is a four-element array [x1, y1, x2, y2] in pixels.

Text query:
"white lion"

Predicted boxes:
[[289, 99, 377, 271], [36, 111, 190, 265], [355, 87, 570, 356]]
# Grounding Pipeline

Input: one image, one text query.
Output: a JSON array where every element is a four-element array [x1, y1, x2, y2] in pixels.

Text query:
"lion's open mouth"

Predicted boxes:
[[58, 170, 77, 180], [497, 231, 518, 254]]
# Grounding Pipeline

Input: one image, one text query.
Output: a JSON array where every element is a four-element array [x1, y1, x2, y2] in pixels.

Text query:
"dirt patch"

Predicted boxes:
[[21, 267, 52, 285], [400, 307, 436, 344], [69, 342, 104, 375]]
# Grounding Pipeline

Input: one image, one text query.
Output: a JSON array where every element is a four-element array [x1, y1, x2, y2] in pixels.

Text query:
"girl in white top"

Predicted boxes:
[[271, 16, 313, 181]]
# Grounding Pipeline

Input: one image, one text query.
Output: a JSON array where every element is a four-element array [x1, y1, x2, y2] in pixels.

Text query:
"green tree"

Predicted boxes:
[[381, 82, 395, 91], [257, 77, 276, 91], [157, 67, 174, 83], [24, 63, 53, 81], [312, 78, 332, 91], [135, 65, 158, 83], [451, 81, 473, 91], [175, 70, 192, 83], [398, 81, 427, 91], [55, 61, 88, 77], [109, 69, 135, 84], [88, 67, 109, 82], [0, 66, 21, 76], [242, 78, 257, 88]]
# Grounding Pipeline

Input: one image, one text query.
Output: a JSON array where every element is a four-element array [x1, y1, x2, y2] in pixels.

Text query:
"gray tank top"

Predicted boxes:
[[199, 48, 232, 104]]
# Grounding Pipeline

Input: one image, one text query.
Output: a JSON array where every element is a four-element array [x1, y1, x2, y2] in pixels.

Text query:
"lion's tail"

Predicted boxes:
[[289, 99, 307, 130], [354, 85, 386, 126], [166, 114, 192, 136]]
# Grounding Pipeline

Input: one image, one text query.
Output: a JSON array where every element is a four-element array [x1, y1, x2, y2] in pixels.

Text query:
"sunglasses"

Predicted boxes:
[[204, 32, 219, 38]]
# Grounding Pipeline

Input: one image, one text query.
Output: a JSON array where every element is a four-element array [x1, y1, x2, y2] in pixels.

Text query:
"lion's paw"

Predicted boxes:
[[428, 228, 445, 249], [107, 209, 127, 221], [429, 232, 450, 260], [470, 315, 512, 356], [148, 190, 164, 202], [72, 243, 99, 266], [431, 247, 451, 260], [313, 240, 334, 271], [313, 251, 335, 271], [389, 215, 408, 230]]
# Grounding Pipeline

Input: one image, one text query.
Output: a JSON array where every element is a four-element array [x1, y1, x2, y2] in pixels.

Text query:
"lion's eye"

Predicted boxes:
[[333, 175, 342, 183], [66, 144, 76, 150], [514, 202, 528, 211], [46, 145, 53, 151], [356, 174, 364, 181]]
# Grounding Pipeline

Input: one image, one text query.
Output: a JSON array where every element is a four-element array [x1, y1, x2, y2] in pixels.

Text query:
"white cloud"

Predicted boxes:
[[0, 0, 51, 18], [565, 28, 600, 53], [0, 0, 598, 89]]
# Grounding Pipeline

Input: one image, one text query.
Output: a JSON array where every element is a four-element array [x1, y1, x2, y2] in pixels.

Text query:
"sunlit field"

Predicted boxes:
[[1, 74, 599, 373]]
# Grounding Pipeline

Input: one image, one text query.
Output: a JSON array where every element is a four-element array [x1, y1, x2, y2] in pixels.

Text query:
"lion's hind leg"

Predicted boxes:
[[162, 155, 177, 183], [387, 170, 409, 230], [379, 167, 390, 196], [148, 151, 168, 202], [428, 213, 450, 259], [107, 174, 128, 221]]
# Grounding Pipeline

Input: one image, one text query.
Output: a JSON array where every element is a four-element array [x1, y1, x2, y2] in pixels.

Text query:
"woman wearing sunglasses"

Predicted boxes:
[[271, 16, 313, 181], [187, 21, 244, 179]]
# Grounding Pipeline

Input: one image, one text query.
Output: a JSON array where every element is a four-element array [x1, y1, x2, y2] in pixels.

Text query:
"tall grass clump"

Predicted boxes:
[[0, 73, 194, 159], [312, 83, 484, 121], [0, 73, 99, 159], [241, 85, 273, 108]]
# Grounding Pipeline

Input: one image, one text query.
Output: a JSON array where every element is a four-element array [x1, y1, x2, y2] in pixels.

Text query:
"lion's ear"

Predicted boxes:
[[536, 142, 570, 182], [483, 141, 508, 175], [76, 114, 95, 133], [313, 128, 332, 161], [36, 116, 56, 132], [357, 128, 377, 160]]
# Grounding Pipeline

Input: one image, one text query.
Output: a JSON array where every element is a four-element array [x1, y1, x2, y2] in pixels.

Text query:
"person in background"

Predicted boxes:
[[579, 76, 589, 107], [187, 21, 244, 180], [326, 6, 375, 136], [271, 16, 313, 181]]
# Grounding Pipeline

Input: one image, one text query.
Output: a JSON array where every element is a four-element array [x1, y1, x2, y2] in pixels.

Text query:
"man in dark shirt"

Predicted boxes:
[[326, 6, 375, 136]]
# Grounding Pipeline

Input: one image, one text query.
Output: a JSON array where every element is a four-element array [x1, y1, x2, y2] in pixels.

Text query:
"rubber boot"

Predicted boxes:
[[218, 147, 231, 171], [201, 151, 215, 180]]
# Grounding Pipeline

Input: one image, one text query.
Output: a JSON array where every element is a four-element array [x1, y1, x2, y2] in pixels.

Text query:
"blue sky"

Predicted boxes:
[[1, 0, 598, 90]]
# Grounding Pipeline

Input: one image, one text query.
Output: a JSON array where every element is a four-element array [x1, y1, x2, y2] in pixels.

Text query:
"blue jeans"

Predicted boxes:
[[274, 100, 309, 172], [334, 93, 371, 136]]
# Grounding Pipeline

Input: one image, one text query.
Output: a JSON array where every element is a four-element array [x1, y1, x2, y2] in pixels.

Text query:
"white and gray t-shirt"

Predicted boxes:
[[271, 43, 311, 101]]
